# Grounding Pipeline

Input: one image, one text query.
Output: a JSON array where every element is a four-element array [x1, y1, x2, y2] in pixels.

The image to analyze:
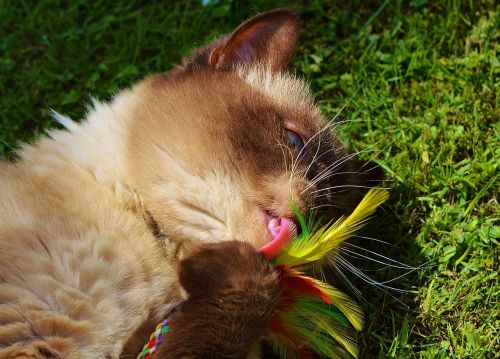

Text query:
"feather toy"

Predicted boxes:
[[260, 187, 389, 358], [137, 188, 388, 359]]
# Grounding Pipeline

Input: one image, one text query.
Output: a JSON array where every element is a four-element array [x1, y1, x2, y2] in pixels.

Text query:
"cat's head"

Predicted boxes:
[[123, 9, 382, 254]]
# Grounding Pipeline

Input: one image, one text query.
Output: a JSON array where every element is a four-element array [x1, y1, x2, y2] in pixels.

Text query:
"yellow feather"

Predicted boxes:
[[298, 306, 359, 358], [314, 278, 364, 331], [276, 188, 389, 267]]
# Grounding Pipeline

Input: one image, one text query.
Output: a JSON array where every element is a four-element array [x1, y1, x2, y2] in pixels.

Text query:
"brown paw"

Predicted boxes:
[[178, 241, 278, 300]]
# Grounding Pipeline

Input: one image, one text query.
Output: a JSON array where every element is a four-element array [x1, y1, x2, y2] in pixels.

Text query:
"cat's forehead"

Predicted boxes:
[[141, 66, 325, 137], [236, 66, 323, 131]]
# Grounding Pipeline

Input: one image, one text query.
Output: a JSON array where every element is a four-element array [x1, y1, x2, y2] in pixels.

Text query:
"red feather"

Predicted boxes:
[[276, 266, 331, 304]]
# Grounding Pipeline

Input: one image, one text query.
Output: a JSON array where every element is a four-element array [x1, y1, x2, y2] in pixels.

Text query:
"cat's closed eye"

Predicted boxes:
[[286, 129, 305, 153]]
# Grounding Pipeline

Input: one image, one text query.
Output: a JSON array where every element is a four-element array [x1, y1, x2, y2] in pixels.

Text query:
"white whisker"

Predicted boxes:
[[311, 184, 392, 194], [291, 120, 334, 174], [335, 256, 414, 295], [340, 246, 416, 270], [330, 261, 363, 298], [302, 139, 384, 193], [303, 129, 323, 179], [311, 203, 342, 210], [352, 234, 395, 247]]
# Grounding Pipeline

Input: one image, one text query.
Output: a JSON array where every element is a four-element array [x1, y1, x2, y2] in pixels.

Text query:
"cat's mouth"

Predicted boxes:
[[260, 211, 296, 259]]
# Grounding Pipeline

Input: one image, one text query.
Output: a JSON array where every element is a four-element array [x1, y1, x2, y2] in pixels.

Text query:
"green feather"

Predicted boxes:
[[276, 296, 359, 358], [291, 202, 310, 237]]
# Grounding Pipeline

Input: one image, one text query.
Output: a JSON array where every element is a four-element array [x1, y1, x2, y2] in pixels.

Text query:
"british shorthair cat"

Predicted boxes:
[[0, 8, 381, 358]]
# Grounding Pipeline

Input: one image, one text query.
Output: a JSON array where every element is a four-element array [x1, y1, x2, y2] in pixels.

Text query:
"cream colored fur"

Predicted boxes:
[[0, 88, 186, 358], [237, 66, 321, 120]]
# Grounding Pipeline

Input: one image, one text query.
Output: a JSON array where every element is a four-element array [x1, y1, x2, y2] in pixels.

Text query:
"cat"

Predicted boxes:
[[0, 8, 381, 358]]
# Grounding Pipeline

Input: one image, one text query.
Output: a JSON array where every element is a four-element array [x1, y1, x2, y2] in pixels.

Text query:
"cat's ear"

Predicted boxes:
[[208, 8, 299, 72]]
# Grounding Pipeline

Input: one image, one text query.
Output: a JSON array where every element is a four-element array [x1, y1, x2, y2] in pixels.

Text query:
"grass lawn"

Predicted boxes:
[[1, 0, 498, 357]]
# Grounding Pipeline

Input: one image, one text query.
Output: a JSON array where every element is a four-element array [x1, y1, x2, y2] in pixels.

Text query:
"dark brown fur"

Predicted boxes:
[[153, 241, 279, 359]]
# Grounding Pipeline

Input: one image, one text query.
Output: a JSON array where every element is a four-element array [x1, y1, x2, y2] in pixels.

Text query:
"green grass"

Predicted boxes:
[[1, 0, 498, 358]]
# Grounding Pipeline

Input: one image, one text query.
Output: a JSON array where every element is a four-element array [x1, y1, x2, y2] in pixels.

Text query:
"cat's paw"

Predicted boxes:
[[178, 240, 279, 300], [152, 241, 280, 358]]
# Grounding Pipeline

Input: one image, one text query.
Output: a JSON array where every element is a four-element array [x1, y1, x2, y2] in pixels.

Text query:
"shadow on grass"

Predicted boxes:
[[351, 183, 428, 357]]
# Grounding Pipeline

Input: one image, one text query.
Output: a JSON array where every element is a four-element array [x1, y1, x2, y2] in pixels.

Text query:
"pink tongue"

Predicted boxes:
[[260, 217, 295, 259]]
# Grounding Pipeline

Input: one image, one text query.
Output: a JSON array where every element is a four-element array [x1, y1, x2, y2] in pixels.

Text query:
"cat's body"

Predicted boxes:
[[0, 9, 380, 358], [0, 106, 181, 357]]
